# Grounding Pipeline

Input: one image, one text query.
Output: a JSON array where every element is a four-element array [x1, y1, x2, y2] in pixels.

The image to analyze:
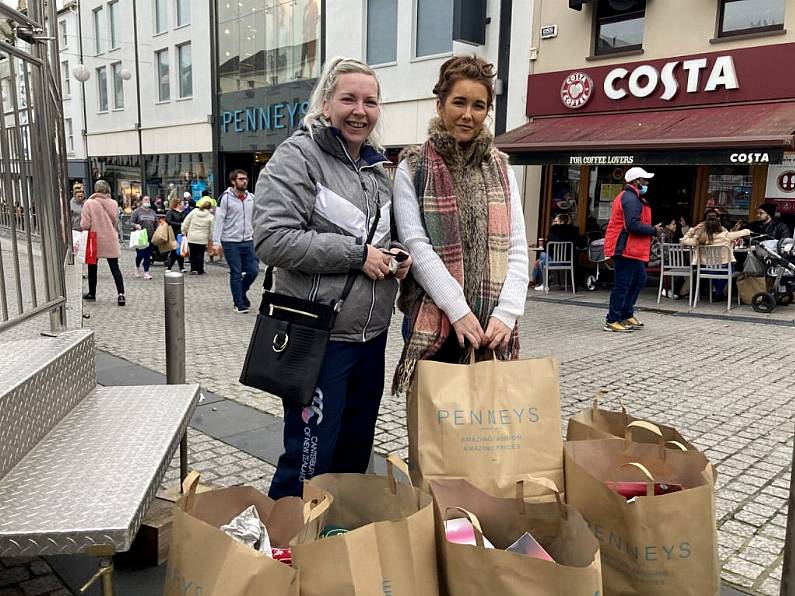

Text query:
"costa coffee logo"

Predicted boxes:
[[560, 72, 594, 109], [778, 171, 795, 193], [604, 55, 739, 101]]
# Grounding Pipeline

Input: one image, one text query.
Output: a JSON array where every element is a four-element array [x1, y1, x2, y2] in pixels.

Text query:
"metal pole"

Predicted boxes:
[[164, 271, 188, 491], [780, 421, 795, 595]]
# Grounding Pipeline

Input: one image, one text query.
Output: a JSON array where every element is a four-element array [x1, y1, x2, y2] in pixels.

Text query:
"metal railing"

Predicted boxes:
[[0, 1, 70, 335]]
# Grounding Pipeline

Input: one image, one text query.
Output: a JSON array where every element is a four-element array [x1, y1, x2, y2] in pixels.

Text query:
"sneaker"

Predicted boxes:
[[534, 285, 548, 292], [117, 294, 126, 306], [143, 272, 152, 280], [190, 271, 199, 275], [661, 289, 669, 298], [243, 295, 251, 308], [134, 266, 142, 278], [233, 306, 250, 314], [622, 316, 644, 329], [82, 293, 96, 301], [180, 268, 187, 273], [603, 321, 632, 332]]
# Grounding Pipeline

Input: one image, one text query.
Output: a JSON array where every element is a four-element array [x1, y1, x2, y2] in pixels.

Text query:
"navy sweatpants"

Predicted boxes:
[[268, 331, 388, 499]]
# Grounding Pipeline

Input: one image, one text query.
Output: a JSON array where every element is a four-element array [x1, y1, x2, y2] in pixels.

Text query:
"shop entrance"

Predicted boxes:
[[643, 165, 698, 227], [220, 152, 272, 192]]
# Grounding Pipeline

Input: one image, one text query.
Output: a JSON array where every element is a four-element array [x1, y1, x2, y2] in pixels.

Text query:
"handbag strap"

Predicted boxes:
[[263, 197, 382, 312]]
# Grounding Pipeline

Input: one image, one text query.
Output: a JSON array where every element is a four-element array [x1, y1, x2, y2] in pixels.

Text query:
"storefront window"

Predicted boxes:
[[595, 0, 646, 55], [705, 165, 753, 224], [218, 0, 320, 93], [549, 166, 581, 227], [144, 152, 213, 205], [90, 155, 142, 207], [719, 0, 785, 37], [587, 167, 625, 232]]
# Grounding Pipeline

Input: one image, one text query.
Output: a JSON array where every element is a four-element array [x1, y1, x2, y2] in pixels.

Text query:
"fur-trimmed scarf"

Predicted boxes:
[[392, 118, 520, 395]]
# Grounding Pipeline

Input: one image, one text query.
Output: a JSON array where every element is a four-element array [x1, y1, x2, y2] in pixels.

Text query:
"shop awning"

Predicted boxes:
[[495, 101, 795, 163]]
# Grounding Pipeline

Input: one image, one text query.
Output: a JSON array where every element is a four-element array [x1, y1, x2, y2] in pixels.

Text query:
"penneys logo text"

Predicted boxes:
[[437, 408, 540, 426]]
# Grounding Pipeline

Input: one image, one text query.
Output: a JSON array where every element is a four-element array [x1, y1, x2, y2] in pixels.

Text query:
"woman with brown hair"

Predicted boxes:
[[165, 196, 187, 272], [392, 55, 528, 393]]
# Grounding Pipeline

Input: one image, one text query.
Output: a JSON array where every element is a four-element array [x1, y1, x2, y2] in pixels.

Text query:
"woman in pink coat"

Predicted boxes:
[[81, 179, 126, 305]]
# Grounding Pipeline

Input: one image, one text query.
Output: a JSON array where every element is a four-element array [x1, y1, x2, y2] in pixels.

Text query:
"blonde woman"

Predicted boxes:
[[253, 58, 411, 498]]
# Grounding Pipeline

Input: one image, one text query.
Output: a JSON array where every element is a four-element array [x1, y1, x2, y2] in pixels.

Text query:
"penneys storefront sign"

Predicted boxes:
[[528, 43, 795, 117]]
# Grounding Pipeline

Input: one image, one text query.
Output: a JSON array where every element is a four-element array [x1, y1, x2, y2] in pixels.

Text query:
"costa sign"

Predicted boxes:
[[603, 55, 738, 102], [526, 43, 795, 117]]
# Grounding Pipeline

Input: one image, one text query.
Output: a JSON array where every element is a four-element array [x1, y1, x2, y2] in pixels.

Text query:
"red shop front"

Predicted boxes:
[[496, 43, 795, 236]]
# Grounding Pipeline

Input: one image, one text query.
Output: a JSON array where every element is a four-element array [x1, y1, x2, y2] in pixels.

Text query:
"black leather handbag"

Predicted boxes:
[[240, 209, 381, 407]]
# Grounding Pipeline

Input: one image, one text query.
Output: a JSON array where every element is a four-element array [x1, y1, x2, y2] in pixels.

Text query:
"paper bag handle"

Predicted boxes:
[[386, 453, 413, 494], [617, 462, 656, 497], [180, 471, 201, 513], [302, 494, 332, 525], [466, 347, 498, 365], [443, 507, 486, 548], [624, 420, 665, 459], [515, 477, 567, 520], [666, 440, 688, 451], [592, 390, 627, 417]]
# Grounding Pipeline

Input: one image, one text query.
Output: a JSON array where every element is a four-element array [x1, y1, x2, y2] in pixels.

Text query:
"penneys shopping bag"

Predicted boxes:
[[164, 472, 331, 596], [567, 391, 696, 450], [564, 421, 719, 596], [408, 352, 564, 497], [430, 477, 603, 596], [292, 455, 441, 596]]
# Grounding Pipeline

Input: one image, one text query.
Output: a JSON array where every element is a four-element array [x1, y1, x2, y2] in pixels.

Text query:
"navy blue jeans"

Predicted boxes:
[[135, 243, 153, 272], [607, 256, 647, 323], [268, 331, 388, 499], [221, 240, 259, 309]]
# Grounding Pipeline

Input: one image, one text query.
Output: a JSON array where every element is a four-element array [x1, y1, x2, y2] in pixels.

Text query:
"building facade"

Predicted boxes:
[[79, 0, 214, 207], [57, 0, 90, 191], [496, 0, 795, 241], [215, 0, 321, 190]]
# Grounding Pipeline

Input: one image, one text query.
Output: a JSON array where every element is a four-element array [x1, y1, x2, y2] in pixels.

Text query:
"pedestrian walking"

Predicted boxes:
[[165, 197, 187, 272], [130, 195, 158, 280], [392, 55, 528, 394], [181, 198, 214, 275], [254, 57, 410, 499], [80, 179, 126, 306], [69, 182, 86, 232], [603, 167, 661, 332], [213, 170, 258, 312]]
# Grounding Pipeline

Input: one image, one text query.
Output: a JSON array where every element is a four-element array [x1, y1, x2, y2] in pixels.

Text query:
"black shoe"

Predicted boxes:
[[117, 294, 126, 306], [83, 293, 96, 301], [190, 271, 199, 275]]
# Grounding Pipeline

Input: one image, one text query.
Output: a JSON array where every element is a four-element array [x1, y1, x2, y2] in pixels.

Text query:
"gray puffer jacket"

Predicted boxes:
[[253, 125, 398, 343]]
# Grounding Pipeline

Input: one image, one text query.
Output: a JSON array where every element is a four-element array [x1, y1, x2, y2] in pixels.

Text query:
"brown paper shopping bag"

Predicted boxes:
[[409, 353, 564, 497], [292, 455, 440, 596], [564, 422, 720, 596], [567, 392, 697, 450], [430, 477, 603, 596], [164, 472, 331, 596]]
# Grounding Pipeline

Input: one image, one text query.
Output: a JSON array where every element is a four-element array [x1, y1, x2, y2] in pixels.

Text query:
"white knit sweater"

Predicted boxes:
[[393, 160, 529, 329]]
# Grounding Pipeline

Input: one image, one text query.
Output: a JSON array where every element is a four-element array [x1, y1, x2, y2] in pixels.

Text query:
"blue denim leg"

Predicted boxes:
[[222, 241, 245, 308], [607, 256, 633, 323], [239, 240, 260, 305], [621, 259, 647, 320]]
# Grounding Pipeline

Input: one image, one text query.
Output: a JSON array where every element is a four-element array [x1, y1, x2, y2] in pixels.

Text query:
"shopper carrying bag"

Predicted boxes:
[[291, 455, 440, 596], [430, 477, 603, 596], [564, 421, 719, 596]]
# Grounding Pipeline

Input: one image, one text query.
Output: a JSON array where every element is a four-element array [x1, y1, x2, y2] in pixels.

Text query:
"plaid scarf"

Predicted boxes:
[[392, 118, 520, 395]]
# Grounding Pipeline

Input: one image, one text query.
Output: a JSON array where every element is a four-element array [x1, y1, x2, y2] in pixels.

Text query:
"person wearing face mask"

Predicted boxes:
[[602, 167, 662, 332], [392, 55, 529, 394], [253, 57, 412, 498], [130, 195, 158, 279]]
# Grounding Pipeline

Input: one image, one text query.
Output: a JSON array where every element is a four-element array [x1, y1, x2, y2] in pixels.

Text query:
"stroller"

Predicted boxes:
[[747, 235, 795, 313], [584, 231, 613, 291]]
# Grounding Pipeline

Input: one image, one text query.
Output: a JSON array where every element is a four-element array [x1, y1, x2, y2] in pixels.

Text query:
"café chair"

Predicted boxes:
[[544, 241, 576, 295], [657, 243, 694, 307], [693, 245, 741, 311]]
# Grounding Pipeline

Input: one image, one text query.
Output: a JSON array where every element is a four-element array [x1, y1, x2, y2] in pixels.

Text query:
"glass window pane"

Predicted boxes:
[[59, 20, 68, 47], [96, 66, 107, 111], [155, 0, 167, 33], [61, 61, 70, 97], [178, 43, 192, 97], [550, 166, 580, 227], [706, 165, 753, 221], [109, 2, 119, 48], [597, 15, 645, 52], [93, 8, 103, 54], [156, 49, 169, 101], [367, 0, 397, 65], [177, 0, 190, 25], [112, 63, 124, 108], [295, 0, 320, 79], [65, 118, 74, 153], [416, 0, 453, 57], [722, 0, 785, 34]]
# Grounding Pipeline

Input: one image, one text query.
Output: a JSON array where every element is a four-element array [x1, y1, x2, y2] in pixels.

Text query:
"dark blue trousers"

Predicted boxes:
[[268, 331, 388, 499], [607, 256, 647, 323]]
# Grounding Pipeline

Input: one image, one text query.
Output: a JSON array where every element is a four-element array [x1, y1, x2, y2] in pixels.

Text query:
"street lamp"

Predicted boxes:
[[72, 63, 90, 83]]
